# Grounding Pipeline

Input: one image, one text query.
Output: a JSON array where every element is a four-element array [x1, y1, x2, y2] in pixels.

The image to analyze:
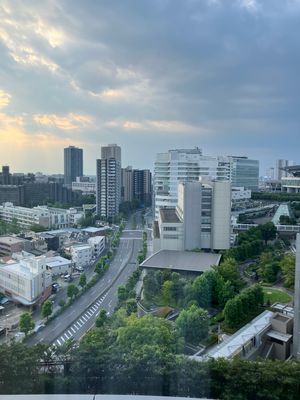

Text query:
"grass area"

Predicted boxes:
[[262, 287, 291, 304]]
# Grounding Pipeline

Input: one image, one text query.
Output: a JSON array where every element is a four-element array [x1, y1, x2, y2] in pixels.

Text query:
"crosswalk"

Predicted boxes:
[[52, 291, 109, 348]]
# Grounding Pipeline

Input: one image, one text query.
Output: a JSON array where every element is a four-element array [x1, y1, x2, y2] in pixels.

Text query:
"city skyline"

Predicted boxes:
[[0, 1, 300, 174]]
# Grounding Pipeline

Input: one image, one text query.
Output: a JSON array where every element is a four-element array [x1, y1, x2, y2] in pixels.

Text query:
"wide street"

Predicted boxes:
[[26, 225, 143, 346]]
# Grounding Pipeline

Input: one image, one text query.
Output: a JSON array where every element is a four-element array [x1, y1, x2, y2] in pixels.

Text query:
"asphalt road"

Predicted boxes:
[[27, 229, 142, 346]]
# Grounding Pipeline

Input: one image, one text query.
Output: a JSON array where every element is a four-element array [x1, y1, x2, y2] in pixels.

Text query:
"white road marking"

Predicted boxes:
[[67, 330, 72, 336], [87, 311, 92, 317], [82, 315, 88, 322], [71, 327, 76, 333], [56, 339, 61, 346], [60, 336, 65, 343]]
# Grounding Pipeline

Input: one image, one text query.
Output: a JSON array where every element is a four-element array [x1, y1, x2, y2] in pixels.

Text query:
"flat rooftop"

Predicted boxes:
[[160, 208, 181, 223], [82, 227, 107, 233], [0, 236, 28, 245], [141, 250, 221, 273], [46, 256, 71, 268]]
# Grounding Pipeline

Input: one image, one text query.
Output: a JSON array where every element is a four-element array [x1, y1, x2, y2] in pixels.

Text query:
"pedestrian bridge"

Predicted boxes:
[[232, 223, 300, 233]]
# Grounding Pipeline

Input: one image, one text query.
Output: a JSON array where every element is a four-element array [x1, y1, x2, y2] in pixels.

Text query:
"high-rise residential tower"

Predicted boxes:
[[64, 146, 83, 187], [96, 144, 121, 219]]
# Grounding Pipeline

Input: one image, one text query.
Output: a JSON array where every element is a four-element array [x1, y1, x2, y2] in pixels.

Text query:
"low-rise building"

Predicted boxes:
[[45, 256, 72, 275], [87, 236, 105, 258], [0, 202, 84, 229], [231, 187, 252, 210], [0, 255, 52, 305], [0, 236, 32, 256], [70, 244, 93, 268]]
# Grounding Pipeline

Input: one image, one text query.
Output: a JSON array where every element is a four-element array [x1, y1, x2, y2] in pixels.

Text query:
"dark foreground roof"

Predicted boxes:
[[0, 396, 208, 400], [141, 250, 221, 273]]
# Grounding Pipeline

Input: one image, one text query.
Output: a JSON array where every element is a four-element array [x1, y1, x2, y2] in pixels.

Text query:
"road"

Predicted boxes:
[[27, 227, 143, 346]]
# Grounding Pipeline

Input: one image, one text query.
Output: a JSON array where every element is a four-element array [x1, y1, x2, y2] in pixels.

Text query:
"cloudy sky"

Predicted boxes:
[[0, 0, 299, 175]]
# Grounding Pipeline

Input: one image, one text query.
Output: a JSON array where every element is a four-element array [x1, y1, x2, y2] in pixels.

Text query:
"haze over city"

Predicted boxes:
[[0, 0, 300, 174]]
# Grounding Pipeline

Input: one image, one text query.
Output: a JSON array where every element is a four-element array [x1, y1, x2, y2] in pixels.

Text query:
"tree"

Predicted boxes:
[[41, 300, 53, 321], [126, 298, 137, 316], [29, 223, 46, 232], [19, 313, 35, 336], [67, 284, 79, 299], [118, 285, 128, 302], [259, 222, 277, 245], [216, 258, 241, 290], [79, 273, 87, 288], [280, 253, 296, 288], [176, 305, 209, 345], [162, 280, 173, 305], [96, 309, 108, 328], [258, 251, 280, 283]]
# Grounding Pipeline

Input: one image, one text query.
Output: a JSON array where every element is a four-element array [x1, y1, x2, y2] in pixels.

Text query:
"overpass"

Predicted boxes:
[[232, 223, 300, 234]]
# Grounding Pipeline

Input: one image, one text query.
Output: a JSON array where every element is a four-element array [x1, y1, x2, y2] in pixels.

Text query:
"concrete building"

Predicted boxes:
[[96, 144, 121, 219], [64, 146, 83, 187], [153, 148, 229, 219], [0, 255, 52, 305], [153, 180, 231, 252], [45, 256, 72, 276], [0, 185, 24, 206], [121, 167, 152, 205], [231, 187, 252, 210], [71, 180, 96, 194], [0, 203, 84, 229], [70, 244, 93, 268], [0, 236, 32, 256], [87, 235, 105, 258], [121, 166, 134, 202]]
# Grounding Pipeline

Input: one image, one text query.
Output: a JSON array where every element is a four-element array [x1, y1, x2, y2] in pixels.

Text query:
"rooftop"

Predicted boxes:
[[82, 226, 107, 233], [159, 208, 181, 223], [46, 256, 72, 268], [0, 236, 28, 245], [141, 250, 221, 273], [198, 310, 274, 360]]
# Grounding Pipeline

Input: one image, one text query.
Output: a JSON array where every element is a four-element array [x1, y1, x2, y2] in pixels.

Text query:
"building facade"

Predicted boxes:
[[153, 180, 231, 252], [96, 144, 121, 219], [227, 156, 259, 191], [0, 203, 84, 229], [154, 148, 229, 219], [0, 255, 52, 305], [87, 235, 105, 258], [70, 244, 93, 268], [64, 146, 83, 187]]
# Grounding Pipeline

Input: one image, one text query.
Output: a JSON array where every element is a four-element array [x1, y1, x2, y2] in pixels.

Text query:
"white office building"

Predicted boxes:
[[153, 180, 231, 252], [154, 148, 229, 219], [72, 181, 96, 194], [0, 255, 52, 305], [70, 244, 93, 268]]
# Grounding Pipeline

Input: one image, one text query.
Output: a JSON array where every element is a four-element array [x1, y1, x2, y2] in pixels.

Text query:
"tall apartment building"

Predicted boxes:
[[153, 148, 229, 219], [153, 180, 231, 252], [64, 146, 83, 186], [121, 166, 134, 202], [96, 144, 121, 219]]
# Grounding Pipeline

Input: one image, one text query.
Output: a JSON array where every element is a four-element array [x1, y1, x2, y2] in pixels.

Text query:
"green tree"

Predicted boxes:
[[118, 285, 128, 302], [29, 223, 46, 232], [126, 298, 137, 316], [217, 257, 241, 290], [19, 313, 35, 336], [41, 300, 53, 321], [176, 305, 209, 345], [67, 284, 79, 299], [191, 275, 210, 308], [96, 309, 108, 328], [258, 251, 280, 283], [259, 222, 277, 245], [162, 280, 173, 305], [79, 273, 87, 288], [280, 253, 296, 288]]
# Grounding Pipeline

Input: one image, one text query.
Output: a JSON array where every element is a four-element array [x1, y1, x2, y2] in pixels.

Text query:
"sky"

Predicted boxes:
[[0, 0, 300, 175]]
